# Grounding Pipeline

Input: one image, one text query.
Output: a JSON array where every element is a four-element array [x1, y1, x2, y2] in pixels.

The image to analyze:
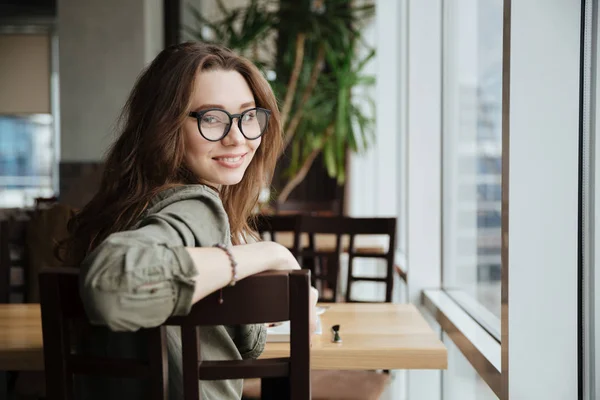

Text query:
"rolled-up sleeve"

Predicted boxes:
[[79, 215, 198, 332]]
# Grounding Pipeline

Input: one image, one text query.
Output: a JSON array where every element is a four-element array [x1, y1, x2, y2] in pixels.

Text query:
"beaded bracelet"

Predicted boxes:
[[214, 243, 238, 304]]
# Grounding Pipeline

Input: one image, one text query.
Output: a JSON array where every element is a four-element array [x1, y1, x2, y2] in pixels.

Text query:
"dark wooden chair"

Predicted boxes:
[[39, 267, 312, 400], [296, 216, 398, 303], [0, 212, 31, 304], [337, 217, 397, 303], [0, 211, 35, 398], [245, 216, 398, 400], [303, 217, 397, 397], [254, 215, 400, 303], [292, 216, 343, 302]]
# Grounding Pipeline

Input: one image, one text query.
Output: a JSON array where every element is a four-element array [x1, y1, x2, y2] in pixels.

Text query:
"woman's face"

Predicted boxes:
[[183, 69, 262, 187]]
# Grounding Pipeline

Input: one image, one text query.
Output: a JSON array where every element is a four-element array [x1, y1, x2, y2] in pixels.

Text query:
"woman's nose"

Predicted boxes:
[[222, 121, 245, 146]]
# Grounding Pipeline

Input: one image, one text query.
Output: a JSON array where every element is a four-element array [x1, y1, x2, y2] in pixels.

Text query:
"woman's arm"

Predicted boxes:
[[80, 213, 299, 332], [187, 241, 299, 304]]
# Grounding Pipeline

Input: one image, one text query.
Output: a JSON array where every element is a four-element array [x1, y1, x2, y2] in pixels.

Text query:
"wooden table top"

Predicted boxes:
[[0, 303, 446, 372], [273, 232, 388, 254], [0, 304, 43, 371], [261, 303, 447, 370]]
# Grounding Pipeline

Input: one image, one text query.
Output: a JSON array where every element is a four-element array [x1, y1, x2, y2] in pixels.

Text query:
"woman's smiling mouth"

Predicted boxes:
[[212, 153, 247, 168]]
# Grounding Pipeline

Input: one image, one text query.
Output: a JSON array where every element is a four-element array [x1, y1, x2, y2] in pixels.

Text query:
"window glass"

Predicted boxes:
[[0, 115, 55, 207], [442, 0, 503, 318]]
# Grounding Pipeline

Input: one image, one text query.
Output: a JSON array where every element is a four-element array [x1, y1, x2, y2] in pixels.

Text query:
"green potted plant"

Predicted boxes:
[[186, 0, 376, 205]]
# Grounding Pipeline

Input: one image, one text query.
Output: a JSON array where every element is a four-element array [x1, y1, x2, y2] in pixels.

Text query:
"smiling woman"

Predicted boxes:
[[183, 69, 265, 187], [55, 42, 319, 400]]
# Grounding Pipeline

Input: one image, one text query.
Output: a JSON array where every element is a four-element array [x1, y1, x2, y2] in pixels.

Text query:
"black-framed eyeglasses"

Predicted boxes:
[[188, 107, 271, 142]]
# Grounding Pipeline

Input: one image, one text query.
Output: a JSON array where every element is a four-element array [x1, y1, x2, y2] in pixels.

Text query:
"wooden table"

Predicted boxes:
[[0, 304, 42, 371], [274, 232, 388, 254], [262, 303, 447, 370], [0, 303, 446, 372]]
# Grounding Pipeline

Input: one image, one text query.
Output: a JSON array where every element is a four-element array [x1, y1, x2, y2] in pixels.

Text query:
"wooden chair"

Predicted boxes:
[[39, 267, 312, 400], [0, 211, 36, 398], [302, 216, 397, 397], [335, 217, 397, 303], [296, 216, 398, 303], [245, 217, 398, 400], [293, 216, 343, 302], [0, 212, 31, 304]]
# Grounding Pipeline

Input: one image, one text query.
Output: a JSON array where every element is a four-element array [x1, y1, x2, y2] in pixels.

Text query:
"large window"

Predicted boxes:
[[415, 0, 580, 397], [441, 0, 503, 320], [0, 32, 58, 208]]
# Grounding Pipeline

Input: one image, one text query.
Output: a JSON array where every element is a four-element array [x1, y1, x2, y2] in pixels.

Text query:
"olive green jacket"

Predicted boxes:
[[77, 185, 266, 399]]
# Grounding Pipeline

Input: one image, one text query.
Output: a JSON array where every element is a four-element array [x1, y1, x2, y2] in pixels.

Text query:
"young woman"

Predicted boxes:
[[61, 41, 317, 399]]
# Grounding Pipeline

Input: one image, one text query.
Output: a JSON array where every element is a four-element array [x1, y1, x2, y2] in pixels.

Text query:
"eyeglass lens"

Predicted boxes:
[[198, 109, 268, 140]]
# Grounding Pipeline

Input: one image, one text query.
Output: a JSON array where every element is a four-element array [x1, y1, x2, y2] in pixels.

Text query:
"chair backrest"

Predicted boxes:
[[275, 199, 342, 216], [35, 196, 59, 208], [291, 216, 344, 301], [39, 267, 311, 400], [298, 216, 397, 303], [0, 204, 73, 304]]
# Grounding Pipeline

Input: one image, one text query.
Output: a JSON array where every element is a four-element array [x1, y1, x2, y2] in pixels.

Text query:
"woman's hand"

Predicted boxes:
[[272, 244, 319, 334], [270, 243, 318, 333], [269, 243, 318, 335]]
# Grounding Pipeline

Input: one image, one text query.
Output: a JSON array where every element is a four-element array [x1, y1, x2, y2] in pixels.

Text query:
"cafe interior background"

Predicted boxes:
[[0, 0, 595, 399]]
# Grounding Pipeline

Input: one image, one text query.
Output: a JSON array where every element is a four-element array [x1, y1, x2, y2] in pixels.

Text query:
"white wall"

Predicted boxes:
[[507, 0, 580, 398], [181, 0, 252, 41], [58, 0, 163, 161], [347, 2, 400, 221]]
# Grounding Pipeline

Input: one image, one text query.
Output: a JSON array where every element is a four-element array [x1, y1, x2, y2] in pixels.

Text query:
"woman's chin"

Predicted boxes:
[[211, 172, 245, 186]]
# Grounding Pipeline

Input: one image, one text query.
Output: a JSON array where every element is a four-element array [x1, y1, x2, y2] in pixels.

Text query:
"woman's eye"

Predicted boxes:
[[242, 112, 256, 122], [202, 116, 220, 124]]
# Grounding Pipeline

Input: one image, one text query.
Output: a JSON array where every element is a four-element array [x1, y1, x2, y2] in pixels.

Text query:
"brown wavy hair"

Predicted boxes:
[[60, 42, 282, 266]]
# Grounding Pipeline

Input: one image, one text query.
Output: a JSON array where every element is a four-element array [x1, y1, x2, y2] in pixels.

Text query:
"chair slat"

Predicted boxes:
[[197, 358, 290, 380], [349, 276, 387, 283], [348, 252, 388, 259], [68, 355, 151, 377], [167, 271, 290, 326]]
